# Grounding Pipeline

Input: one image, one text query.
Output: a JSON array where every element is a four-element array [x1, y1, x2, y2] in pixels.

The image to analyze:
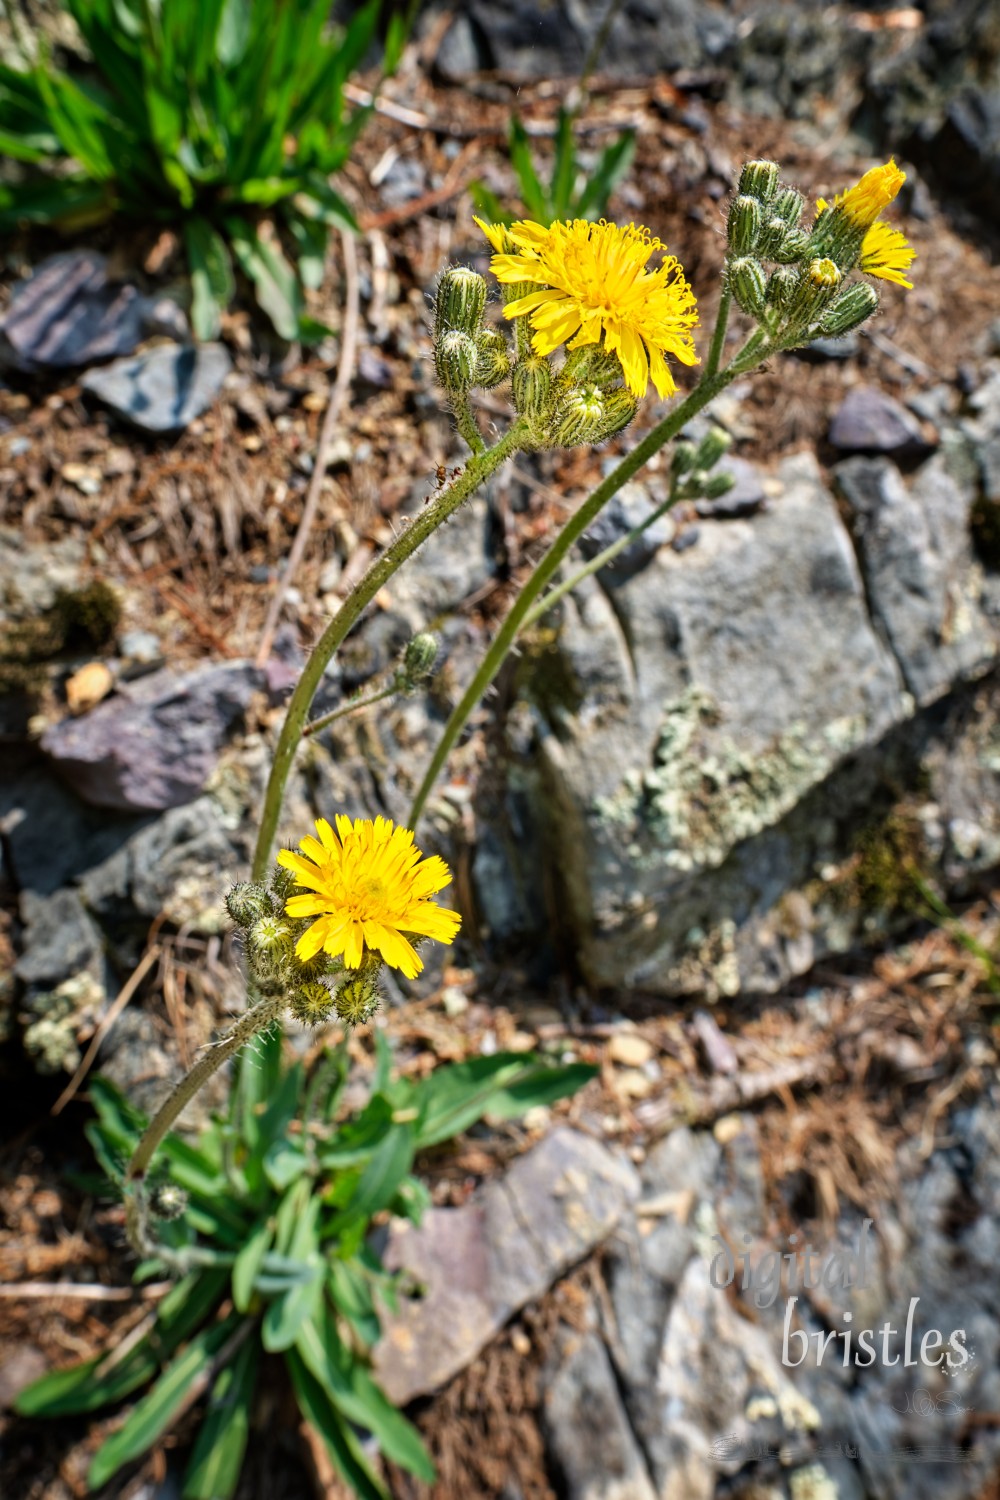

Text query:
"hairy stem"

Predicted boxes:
[[704, 280, 731, 380], [252, 422, 527, 880]]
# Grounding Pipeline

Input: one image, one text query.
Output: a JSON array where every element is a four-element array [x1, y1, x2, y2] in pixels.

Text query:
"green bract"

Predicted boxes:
[[0, 0, 414, 339], [16, 1037, 594, 1498]]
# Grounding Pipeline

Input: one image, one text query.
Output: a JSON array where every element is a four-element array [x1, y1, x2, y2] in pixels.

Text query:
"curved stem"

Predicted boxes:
[[304, 679, 398, 737], [704, 280, 731, 380], [252, 421, 528, 880], [407, 351, 766, 828], [453, 392, 486, 456]]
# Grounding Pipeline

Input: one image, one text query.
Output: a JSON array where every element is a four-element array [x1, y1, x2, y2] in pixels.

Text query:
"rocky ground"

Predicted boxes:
[[3, 2, 1000, 1498]]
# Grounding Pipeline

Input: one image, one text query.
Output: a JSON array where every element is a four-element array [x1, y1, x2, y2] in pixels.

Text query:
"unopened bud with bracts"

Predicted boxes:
[[149, 1182, 188, 1222], [671, 440, 697, 476], [270, 862, 297, 906], [728, 256, 767, 318], [702, 470, 736, 500], [727, 195, 761, 256], [249, 915, 293, 958], [434, 267, 487, 339], [771, 188, 805, 228], [435, 330, 478, 395], [226, 881, 274, 928], [512, 355, 553, 425], [737, 159, 779, 205], [399, 632, 438, 692], [818, 281, 879, 337], [771, 227, 810, 264], [694, 426, 732, 471], [290, 980, 337, 1026], [766, 265, 799, 313], [334, 971, 381, 1027], [553, 385, 605, 448], [787, 257, 843, 327], [475, 328, 512, 388], [592, 387, 639, 443]]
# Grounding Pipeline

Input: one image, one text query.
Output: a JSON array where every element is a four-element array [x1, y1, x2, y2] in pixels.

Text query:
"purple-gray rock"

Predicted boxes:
[[829, 385, 933, 458], [40, 661, 264, 812], [372, 1127, 639, 1403], [0, 251, 150, 371], [543, 1331, 657, 1500], [81, 343, 231, 433], [579, 482, 673, 586], [694, 455, 766, 519]]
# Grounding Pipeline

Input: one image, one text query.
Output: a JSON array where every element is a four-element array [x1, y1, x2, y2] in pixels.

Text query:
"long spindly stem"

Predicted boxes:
[[704, 280, 732, 380], [252, 421, 528, 881], [407, 330, 772, 829]]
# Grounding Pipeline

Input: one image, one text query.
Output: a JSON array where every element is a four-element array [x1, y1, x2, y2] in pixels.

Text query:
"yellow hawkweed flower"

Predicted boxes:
[[476, 216, 699, 400], [277, 816, 461, 979], [829, 159, 906, 229], [858, 219, 915, 289]]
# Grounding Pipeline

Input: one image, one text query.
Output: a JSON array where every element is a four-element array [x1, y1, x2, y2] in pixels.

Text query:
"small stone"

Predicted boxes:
[[0, 251, 150, 370], [81, 343, 232, 433], [608, 1032, 654, 1068], [829, 385, 933, 457], [440, 984, 469, 1016], [65, 660, 115, 715], [60, 462, 103, 496], [118, 630, 164, 666]]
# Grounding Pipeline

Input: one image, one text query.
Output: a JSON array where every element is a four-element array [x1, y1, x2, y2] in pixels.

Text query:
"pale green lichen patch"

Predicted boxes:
[[22, 971, 105, 1074], [594, 687, 864, 875]]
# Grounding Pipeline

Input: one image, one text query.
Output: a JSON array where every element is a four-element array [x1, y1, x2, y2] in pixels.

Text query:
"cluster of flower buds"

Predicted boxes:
[[670, 425, 736, 504], [225, 872, 379, 1028], [433, 264, 637, 452], [725, 159, 881, 345]]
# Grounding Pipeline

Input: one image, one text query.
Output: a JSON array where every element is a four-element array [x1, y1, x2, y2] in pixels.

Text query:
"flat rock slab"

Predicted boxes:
[[829, 385, 932, 458], [82, 343, 231, 433], [0, 251, 150, 370], [40, 661, 264, 811], [372, 1127, 639, 1404]]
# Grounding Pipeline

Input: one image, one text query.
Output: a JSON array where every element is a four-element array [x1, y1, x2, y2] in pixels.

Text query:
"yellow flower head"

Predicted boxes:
[[277, 816, 461, 980], [859, 219, 915, 289], [828, 159, 906, 229], [476, 216, 699, 400]]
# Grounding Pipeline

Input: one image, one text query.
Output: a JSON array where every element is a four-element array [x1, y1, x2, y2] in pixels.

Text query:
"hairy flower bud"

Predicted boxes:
[[435, 330, 478, 394], [334, 972, 381, 1027], [728, 256, 767, 317], [702, 471, 736, 500], [400, 632, 438, 689], [771, 188, 805, 227], [737, 159, 779, 204], [727, 195, 762, 256], [772, 227, 810, 264], [250, 915, 293, 957], [512, 355, 553, 424], [434, 266, 487, 339], [671, 440, 697, 475], [290, 980, 336, 1025], [818, 281, 880, 337], [592, 387, 639, 442], [694, 426, 732, 470], [148, 1183, 188, 1221], [766, 265, 799, 312], [475, 328, 512, 388], [553, 385, 605, 447], [225, 882, 274, 928]]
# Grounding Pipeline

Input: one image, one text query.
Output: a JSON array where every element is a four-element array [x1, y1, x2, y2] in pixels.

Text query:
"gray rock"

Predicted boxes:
[[525, 452, 907, 993], [0, 762, 146, 898], [388, 492, 494, 625], [578, 481, 673, 586], [0, 251, 150, 370], [40, 661, 264, 812], [15, 887, 104, 991], [372, 1128, 639, 1403], [0, 527, 87, 620], [836, 455, 996, 704], [829, 386, 932, 458], [543, 1331, 657, 1500], [82, 343, 231, 433], [695, 455, 767, 519]]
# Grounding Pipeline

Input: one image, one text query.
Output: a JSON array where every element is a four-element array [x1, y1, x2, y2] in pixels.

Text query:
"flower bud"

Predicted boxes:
[[290, 980, 336, 1025], [766, 266, 799, 312], [738, 159, 780, 204], [694, 426, 732, 470], [401, 632, 438, 688], [226, 882, 274, 928], [553, 385, 605, 448], [592, 387, 638, 442], [671, 440, 697, 475], [728, 256, 767, 317], [789, 257, 843, 324], [772, 227, 810, 264], [512, 355, 553, 424], [727, 195, 761, 256], [435, 330, 478, 394], [250, 915, 293, 956], [149, 1183, 188, 1221], [703, 471, 736, 500], [771, 188, 804, 227], [434, 267, 486, 339], [334, 973, 381, 1027], [475, 328, 512, 388], [818, 281, 880, 337]]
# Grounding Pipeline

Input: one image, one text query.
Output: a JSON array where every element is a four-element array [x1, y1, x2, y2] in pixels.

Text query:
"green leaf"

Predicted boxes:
[[508, 116, 548, 223], [550, 105, 577, 221], [325, 1118, 415, 1237], [226, 218, 302, 340], [414, 1055, 597, 1149], [263, 1139, 309, 1193], [216, 0, 252, 67], [327, 1259, 380, 1348], [262, 1195, 323, 1351], [467, 180, 509, 227], [182, 1333, 259, 1500], [15, 1268, 229, 1417], [297, 1303, 434, 1480], [184, 217, 235, 340], [286, 1348, 389, 1500], [287, 209, 330, 291], [88, 1313, 244, 1490], [232, 1219, 273, 1314], [574, 130, 637, 221]]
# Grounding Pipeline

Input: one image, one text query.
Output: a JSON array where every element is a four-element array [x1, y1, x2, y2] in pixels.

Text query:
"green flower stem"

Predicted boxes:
[[251, 420, 528, 881], [303, 680, 399, 737], [122, 991, 286, 1213], [453, 392, 487, 456], [704, 280, 731, 380], [407, 332, 773, 828]]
